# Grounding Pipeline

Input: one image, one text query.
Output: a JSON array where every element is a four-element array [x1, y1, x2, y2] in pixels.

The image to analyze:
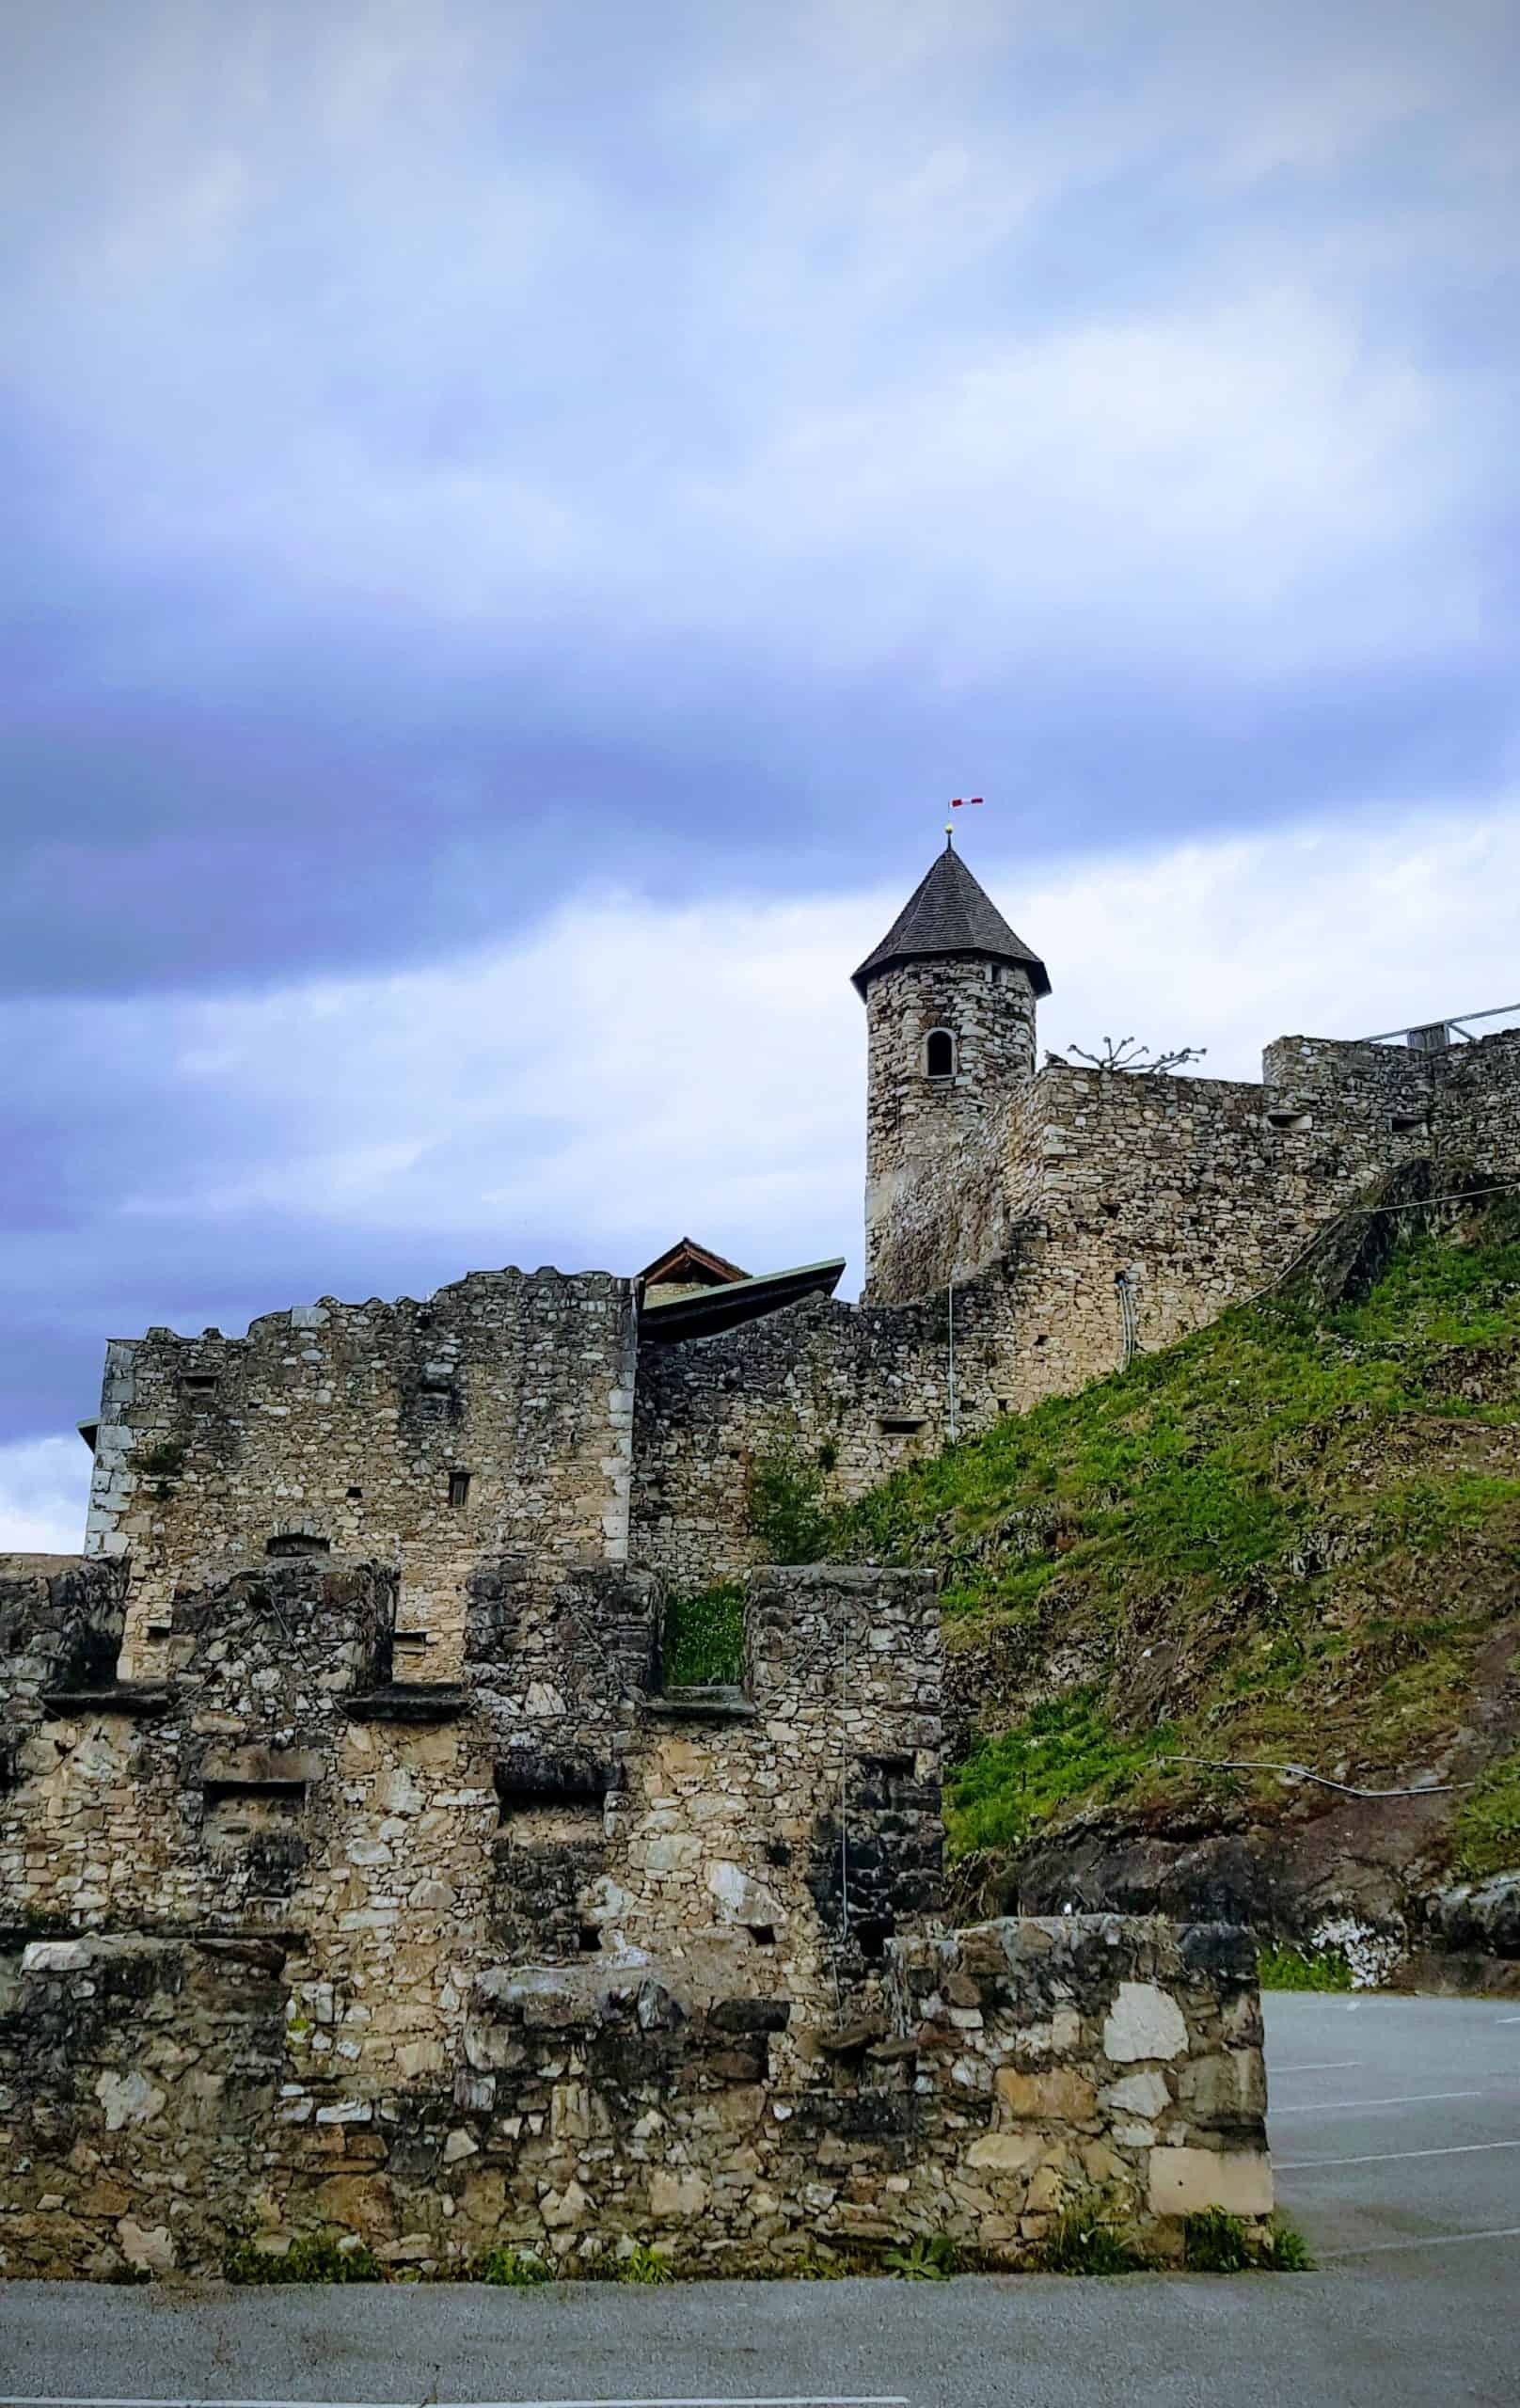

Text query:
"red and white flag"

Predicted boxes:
[[949, 796, 983, 808]]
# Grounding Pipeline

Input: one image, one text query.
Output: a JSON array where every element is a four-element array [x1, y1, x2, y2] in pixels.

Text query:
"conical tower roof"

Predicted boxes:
[[852, 842, 1051, 999]]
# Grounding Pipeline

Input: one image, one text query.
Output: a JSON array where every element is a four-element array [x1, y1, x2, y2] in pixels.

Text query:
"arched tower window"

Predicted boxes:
[[925, 1028, 956, 1079]]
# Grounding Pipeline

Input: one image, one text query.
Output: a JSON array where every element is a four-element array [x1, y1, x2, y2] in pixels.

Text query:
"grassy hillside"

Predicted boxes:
[[830, 1191, 1520, 1890]]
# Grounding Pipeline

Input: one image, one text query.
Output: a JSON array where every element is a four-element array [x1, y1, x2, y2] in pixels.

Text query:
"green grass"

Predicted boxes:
[[662, 1582, 745, 1687], [1183, 2209, 1314, 2272], [476, 2244, 551, 2286], [824, 1201, 1520, 1867], [1258, 1944, 1354, 1993], [1453, 1744, 1520, 1879], [1263, 2218, 1316, 2272], [616, 2242, 674, 2284], [1183, 2209, 1255, 2272], [947, 1690, 1173, 1855], [1035, 2201, 1140, 2275], [223, 2227, 384, 2284], [883, 2234, 960, 2280]]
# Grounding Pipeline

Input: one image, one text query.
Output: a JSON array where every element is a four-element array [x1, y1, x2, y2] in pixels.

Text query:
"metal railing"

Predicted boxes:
[[1359, 1000, 1520, 1053]]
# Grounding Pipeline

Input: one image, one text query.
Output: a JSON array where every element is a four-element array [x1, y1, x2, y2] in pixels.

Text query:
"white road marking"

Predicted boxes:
[[1324, 2225, 1520, 2258], [1272, 2088, 1484, 2115], [0, 2398, 912, 2408], [1279, 2139, 1520, 2170], [1271, 2060, 1364, 2074]]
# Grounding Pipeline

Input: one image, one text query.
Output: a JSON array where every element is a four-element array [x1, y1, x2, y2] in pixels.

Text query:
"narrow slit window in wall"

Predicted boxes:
[[265, 1532, 330, 1558], [182, 1374, 217, 1396], [448, 1468, 471, 1508], [879, 1415, 926, 1435], [925, 1028, 956, 1078], [1265, 1110, 1311, 1133], [203, 1776, 307, 1811], [201, 1777, 308, 1843], [1391, 1113, 1429, 1134]]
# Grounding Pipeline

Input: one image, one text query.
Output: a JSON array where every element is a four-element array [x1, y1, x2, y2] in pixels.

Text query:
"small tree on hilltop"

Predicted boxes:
[[1046, 1036, 1208, 1075]]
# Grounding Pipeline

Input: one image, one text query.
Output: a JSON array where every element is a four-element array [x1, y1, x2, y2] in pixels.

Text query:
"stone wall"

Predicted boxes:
[[1005, 1030, 1520, 1398], [1428, 1027, 1520, 1172], [999, 1058, 1413, 1401], [0, 1556, 1268, 2279], [630, 1273, 1024, 1590], [0, 1916, 1268, 2280], [0, 1556, 126, 1729], [633, 1026, 1520, 1591], [852, 1025, 1520, 1423], [83, 1269, 637, 1683]]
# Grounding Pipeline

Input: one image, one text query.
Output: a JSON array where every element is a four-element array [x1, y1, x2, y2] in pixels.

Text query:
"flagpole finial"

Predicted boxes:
[[945, 795, 983, 849]]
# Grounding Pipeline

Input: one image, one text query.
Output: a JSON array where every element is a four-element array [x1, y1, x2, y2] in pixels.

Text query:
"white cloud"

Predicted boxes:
[[0, 1437, 92, 1558], [131, 794, 1520, 1232]]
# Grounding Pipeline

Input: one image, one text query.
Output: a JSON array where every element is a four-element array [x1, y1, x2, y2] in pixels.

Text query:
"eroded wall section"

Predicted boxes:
[[83, 1269, 637, 1680], [0, 1556, 1268, 2278]]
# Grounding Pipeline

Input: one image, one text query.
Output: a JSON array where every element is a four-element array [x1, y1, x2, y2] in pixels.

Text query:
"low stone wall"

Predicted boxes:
[[0, 1915, 1268, 2278], [0, 1545, 1271, 2281]]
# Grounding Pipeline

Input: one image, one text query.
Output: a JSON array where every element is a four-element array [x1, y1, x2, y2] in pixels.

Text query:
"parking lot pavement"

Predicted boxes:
[[1, 1993, 1516, 2408], [1266, 1988, 1520, 2262]]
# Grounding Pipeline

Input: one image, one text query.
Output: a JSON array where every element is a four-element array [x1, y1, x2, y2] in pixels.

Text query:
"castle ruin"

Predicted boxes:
[[5, 841, 1516, 2278]]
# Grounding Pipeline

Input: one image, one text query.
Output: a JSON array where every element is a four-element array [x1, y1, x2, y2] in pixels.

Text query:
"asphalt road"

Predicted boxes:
[[1269, 1989, 1520, 2261], [0, 1993, 1515, 2408]]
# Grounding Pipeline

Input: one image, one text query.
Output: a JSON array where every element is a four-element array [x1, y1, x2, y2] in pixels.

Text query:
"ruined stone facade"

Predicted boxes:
[[6, 843, 1517, 2277], [66, 850, 1520, 1597], [86, 1271, 635, 1686], [1, 1552, 1268, 2277], [632, 1018, 1520, 1587]]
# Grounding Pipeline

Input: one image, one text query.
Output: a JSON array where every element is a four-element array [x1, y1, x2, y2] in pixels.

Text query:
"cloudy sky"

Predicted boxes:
[[5, 0, 1518, 1549]]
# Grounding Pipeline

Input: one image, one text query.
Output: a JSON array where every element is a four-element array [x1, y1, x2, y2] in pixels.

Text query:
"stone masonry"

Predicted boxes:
[[0, 1553, 1269, 2277], [8, 844, 1517, 2279], [86, 1270, 636, 1686]]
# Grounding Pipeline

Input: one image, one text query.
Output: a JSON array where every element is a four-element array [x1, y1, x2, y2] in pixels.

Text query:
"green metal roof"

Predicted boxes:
[[639, 1256, 847, 1342]]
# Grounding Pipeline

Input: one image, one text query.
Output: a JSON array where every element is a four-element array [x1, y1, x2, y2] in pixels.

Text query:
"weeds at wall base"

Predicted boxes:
[[476, 2244, 551, 2287], [882, 2233, 960, 2280], [205, 2218, 1302, 2288], [222, 2227, 385, 2285], [616, 2242, 674, 2285], [1034, 2201, 1142, 2276], [1185, 2210, 1315, 2273], [1258, 1942, 1355, 1992]]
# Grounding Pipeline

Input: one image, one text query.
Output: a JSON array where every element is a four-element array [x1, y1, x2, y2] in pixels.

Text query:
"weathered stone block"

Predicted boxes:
[[647, 2169, 708, 2218], [1102, 1982, 1188, 2063], [994, 2067, 1099, 2125], [965, 2131, 1045, 2175], [1148, 2147, 1274, 2219]]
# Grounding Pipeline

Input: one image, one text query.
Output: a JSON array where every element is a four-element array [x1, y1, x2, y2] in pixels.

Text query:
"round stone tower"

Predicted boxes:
[[852, 839, 1050, 1301]]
